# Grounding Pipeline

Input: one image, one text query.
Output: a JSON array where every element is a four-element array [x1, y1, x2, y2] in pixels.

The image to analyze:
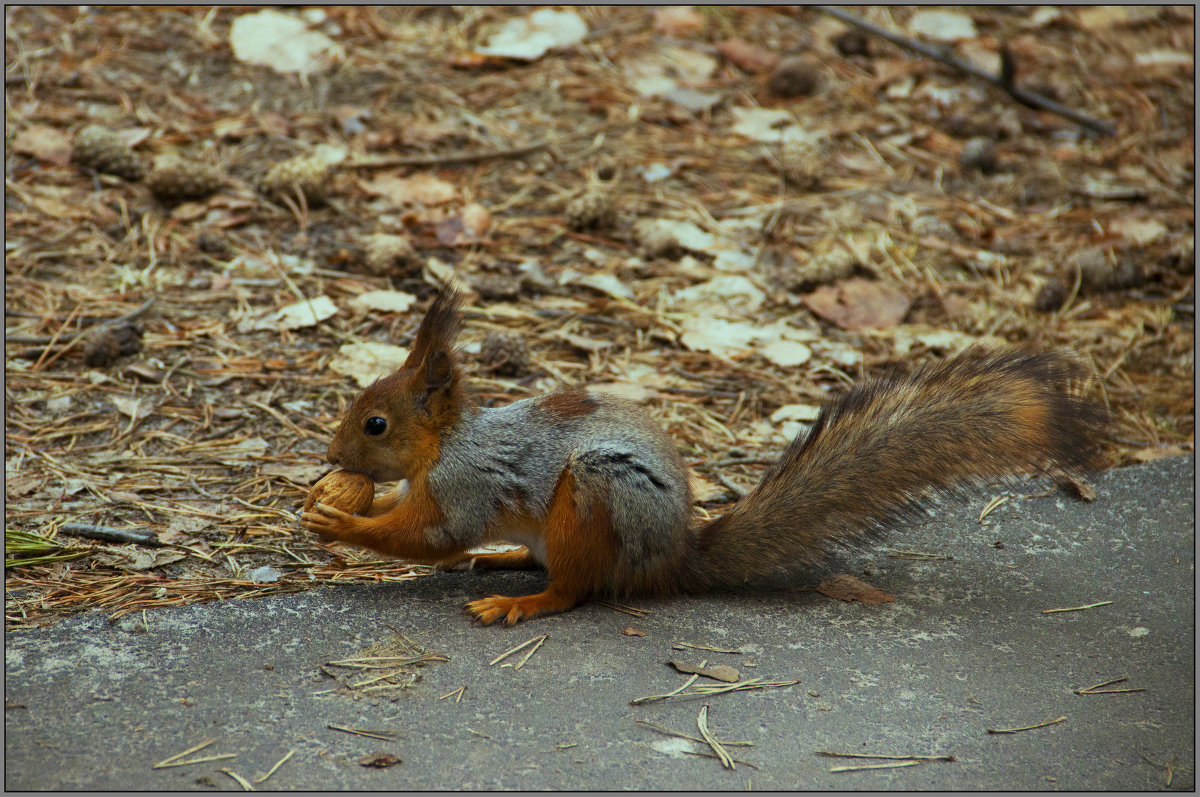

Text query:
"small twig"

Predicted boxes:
[[636, 719, 755, 747], [326, 723, 398, 742], [593, 600, 653, 618], [152, 738, 238, 769], [673, 642, 743, 655], [816, 751, 956, 762], [59, 522, 161, 547], [489, 634, 548, 666], [631, 673, 700, 705], [830, 761, 920, 773], [1042, 601, 1112, 614], [221, 769, 255, 791], [978, 493, 1011, 523], [884, 550, 952, 561], [439, 686, 467, 703], [697, 705, 735, 769], [512, 633, 547, 670], [817, 6, 1117, 136], [987, 716, 1067, 734], [683, 749, 759, 769], [1075, 676, 1146, 695], [253, 750, 294, 784], [713, 472, 749, 500]]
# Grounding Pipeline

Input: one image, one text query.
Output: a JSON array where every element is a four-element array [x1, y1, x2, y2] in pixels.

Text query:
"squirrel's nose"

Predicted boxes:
[[326, 445, 340, 467]]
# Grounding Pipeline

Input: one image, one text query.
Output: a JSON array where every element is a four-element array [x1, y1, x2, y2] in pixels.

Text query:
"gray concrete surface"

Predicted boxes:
[[5, 456, 1194, 791]]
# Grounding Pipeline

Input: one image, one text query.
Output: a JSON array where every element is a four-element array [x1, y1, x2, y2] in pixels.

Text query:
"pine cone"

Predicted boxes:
[[566, 190, 617, 231], [145, 159, 226, 201], [71, 125, 147, 181], [259, 155, 333, 205], [479, 331, 531, 376]]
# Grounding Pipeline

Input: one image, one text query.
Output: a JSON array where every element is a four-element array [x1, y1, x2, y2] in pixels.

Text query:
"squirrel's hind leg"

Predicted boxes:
[[463, 469, 617, 625]]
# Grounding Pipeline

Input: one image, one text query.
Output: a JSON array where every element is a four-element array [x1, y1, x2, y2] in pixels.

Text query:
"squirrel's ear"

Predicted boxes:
[[423, 350, 454, 393]]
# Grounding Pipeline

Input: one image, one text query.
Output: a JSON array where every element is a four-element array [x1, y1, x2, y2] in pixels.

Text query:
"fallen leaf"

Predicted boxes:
[[589, 382, 656, 403], [12, 125, 73, 165], [908, 10, 977, 41], [267, 295, 339, 330], [803, 278, 911, 331], [668, 660, 741, 683], [1129, 445, 1188, 462], [624, 45, 717, 98], [653, 6, 705, 37], [816, 574, 896, 606], [261, 461, 329, 484], [229, 9, 343, 74], [770, 404, 821, 423], [476, 8, 587, 61], [249, 565, 282, 583], [358, 753, 401, 768], [729, 107, 817, 144], [1076, 6, 1130, 30], [761, 339, 812, 367], [560, 270, 634, 301], [328, 342, 410, 387], [672, 275, 766, 317], [621, 626, 646, 637], [349, 290, 418, 314], [364, 173, 457, 206], [1110, 217, 1168, 245], [94, 548, 188, 572], [110, 396, 151, 420], [679, 318, 760, 359], [1133, 49, 1193, 69], [715, 38, 779, 73]]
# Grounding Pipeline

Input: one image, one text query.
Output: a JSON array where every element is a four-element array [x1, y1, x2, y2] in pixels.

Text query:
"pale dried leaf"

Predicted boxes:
[[349, 290, 418, 314], [770, 404, 821, 423], [229, 9, 343, 74], [761, 339, 812, 367], [476, 8, 587, 61], [328, 342, 410, 387], [908, 10, 977, 41], [268, 295, 338, 330]]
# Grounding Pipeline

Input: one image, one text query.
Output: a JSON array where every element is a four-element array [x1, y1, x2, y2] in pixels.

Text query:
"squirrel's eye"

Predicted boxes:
[[364, 417, 387, 436]]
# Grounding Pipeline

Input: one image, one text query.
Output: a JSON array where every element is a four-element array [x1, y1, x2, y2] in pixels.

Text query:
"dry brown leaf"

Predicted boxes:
[[12, 125, 73, 165], [803, 278, 911, 331], [816, 574, 896, 606], [622, 626, 646, 637], [715, 38, 779, 73], [668, 660, 741, 683], [653, 6, 705, 37], [1129, 445, 1189, 463]]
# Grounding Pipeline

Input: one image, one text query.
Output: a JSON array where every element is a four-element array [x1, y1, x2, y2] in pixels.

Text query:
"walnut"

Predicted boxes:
[[304, 470, 374, 514]]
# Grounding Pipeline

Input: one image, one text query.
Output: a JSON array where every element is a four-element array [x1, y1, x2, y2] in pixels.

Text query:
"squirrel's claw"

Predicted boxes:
[[300, 502, 355, 539]]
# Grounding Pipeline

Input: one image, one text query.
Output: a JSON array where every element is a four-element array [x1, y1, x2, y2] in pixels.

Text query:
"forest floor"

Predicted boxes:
[[4, 6, 1193, 628]]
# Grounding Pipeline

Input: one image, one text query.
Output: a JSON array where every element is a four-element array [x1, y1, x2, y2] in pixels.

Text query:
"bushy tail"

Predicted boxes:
[[691, 348, 1107, 589]]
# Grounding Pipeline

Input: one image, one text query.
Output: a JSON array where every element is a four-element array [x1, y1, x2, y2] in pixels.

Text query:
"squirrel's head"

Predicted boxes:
[[328, 290, 466, 483]]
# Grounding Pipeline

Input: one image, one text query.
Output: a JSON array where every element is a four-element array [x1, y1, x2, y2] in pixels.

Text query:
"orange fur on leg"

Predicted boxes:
[[464, 471, 618, 625]]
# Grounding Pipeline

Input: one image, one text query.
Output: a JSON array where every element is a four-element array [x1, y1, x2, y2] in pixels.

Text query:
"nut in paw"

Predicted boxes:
[[304, 470, 374, 514]]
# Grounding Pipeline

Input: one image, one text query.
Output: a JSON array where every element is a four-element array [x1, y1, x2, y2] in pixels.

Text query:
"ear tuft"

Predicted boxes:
[[404, 290, 464, 368]]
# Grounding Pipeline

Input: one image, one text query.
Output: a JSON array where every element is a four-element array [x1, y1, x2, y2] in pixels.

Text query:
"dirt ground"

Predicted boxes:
[[4, 7, 1194, 628]]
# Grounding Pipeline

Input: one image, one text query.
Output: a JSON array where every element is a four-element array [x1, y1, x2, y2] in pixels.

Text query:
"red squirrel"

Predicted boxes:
[[301, 290, 1106, 625]]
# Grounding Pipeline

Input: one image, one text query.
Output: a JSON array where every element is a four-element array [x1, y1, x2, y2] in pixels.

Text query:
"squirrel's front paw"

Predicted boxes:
[[300, 502, 358, 541]]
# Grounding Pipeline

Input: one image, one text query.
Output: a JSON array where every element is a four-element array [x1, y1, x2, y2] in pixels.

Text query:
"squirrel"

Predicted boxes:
[[301, 290, 1106, 625]]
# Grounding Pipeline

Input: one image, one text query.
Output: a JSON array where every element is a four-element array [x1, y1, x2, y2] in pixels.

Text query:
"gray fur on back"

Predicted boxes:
[[428, 394, 694, 587]]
